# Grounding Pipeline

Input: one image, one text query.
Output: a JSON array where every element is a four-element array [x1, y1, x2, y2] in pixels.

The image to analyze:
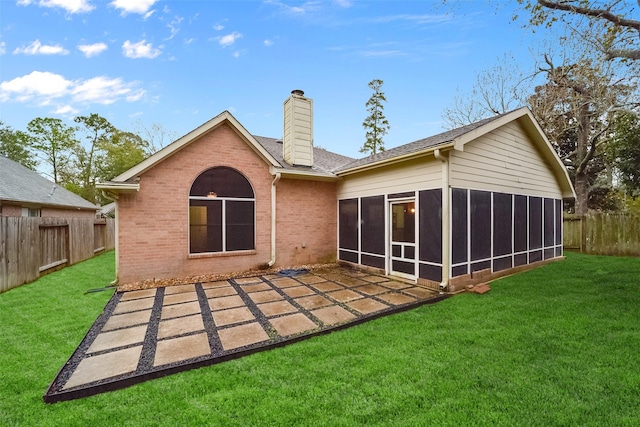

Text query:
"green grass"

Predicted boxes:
[[1, 251, 639, 426]]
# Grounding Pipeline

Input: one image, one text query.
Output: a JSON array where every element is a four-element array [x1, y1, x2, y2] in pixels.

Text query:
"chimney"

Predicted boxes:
[[283, 89, 313, 167]]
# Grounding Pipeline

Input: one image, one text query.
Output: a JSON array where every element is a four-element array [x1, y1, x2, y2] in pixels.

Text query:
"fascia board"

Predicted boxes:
[[112, 111, 280, 183], [336, 143, 455, 177]]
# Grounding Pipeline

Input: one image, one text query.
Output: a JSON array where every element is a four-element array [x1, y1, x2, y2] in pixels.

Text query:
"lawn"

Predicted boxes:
[[1, 251, 639, 426]]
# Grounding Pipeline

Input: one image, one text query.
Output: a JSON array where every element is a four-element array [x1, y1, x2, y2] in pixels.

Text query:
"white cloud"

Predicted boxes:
[[18, 0, 94, 14], [0, 42, 5, 55], [110, 0, 156, 15], [0, 71, 71, 102], [122, 40, 161, 59], [166, 16, 184, 40], [53, 104, 80, 115], [0, 71, 145, 109], [13, 39, 69, 55], [217, 32, 242, 48], [265, 0, 322, 15], [77, 42, 108, 57], [334, 0, 351, 7], [213, 23, 224, 31], [232, 51, 241, 58], [264, 39, 274, 47], [71, 76, 141, 104]]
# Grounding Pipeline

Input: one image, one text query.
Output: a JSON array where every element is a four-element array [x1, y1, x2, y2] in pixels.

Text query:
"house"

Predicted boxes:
[[0, 155, 98, 219], [97, 90, 575, 292]]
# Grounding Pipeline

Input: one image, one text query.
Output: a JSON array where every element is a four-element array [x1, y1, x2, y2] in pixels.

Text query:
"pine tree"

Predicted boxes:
[[361, 79, 390, 155]]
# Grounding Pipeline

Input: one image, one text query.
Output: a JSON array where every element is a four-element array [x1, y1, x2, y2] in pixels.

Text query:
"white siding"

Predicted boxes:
[[283, 95, 313, 166], [450, 121, 563, 198], [337, 156, 442, 199]]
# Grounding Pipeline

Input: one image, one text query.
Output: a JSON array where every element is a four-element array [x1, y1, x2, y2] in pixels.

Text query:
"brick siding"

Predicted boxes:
[[117, 123, 338, 285]]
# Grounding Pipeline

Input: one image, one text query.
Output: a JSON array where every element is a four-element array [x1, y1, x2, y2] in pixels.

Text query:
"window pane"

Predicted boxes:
[[189, 200, 222, 253], [225, 200, 255, 251], [190, 166, 254, 198]]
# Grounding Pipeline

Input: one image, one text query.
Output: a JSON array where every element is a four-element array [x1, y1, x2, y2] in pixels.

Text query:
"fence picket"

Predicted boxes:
[[0, 217, 115, 293]]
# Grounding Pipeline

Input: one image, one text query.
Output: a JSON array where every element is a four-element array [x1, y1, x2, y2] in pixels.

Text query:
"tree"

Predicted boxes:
[[97, 131, 148, 181], [442, 53, 529, 128], [25, 117, 78, 184], [609, 112, 640, 196], [528, 55, 636, 214], [73, 114, 116, 202], [361, 79, 390, 155], [519, 1, 640, 61], [0, 121, 37, 170], [132, 119, 178, 153]]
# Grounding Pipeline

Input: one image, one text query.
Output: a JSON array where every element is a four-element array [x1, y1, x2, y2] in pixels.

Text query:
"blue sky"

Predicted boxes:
[[0, 0, 537, 158]]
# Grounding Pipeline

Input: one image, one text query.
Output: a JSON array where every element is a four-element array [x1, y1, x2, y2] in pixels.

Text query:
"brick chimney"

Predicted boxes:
[[283, 89, 313, 167]]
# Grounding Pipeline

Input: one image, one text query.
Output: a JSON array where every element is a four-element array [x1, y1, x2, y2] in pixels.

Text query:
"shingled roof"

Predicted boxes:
[[334, 111, 513, 173], [253, 136, 355, 175], [0, 155, 97, 211]]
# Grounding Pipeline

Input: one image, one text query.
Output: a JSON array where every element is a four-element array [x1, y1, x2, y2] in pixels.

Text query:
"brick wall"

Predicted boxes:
[[275, 178, 337, 267], [117, 123, 276, 284], [117, 123, 341, 284]]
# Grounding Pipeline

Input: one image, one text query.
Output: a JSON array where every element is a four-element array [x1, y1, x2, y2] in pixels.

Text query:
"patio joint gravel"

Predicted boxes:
[[44, 268, 449, 404]]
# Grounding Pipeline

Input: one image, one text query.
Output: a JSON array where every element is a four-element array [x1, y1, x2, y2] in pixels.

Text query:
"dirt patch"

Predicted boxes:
[[117, 263, 340, 292]]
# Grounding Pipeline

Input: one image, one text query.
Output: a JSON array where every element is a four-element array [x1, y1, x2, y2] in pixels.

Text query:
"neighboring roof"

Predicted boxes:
[[100, 202, 115, 217], [0, 155, 98, 210]]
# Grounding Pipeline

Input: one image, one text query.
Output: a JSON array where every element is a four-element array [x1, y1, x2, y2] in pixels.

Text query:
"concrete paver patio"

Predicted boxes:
[[44, 266, 447, 403]]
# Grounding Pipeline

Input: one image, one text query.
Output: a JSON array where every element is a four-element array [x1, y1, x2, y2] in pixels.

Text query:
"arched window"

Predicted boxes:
[[189, 167, 255, 254]]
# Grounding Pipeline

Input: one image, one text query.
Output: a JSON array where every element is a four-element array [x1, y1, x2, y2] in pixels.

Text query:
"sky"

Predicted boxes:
[[0, 0, 538, 159]]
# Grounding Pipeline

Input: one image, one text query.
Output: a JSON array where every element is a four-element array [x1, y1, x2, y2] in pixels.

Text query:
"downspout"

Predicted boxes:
[[268, 172, 281, 267], [433, 149, 450, 293], [101, 190, 120, 287]]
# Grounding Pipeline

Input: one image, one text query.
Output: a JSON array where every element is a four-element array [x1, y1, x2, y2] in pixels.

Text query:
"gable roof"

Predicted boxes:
[[111, 111, 281, 183], [336, 107, 575, 200], [99, 106, 574, 200], [100, 111, 355, 191], [0, 155, 98, 210]]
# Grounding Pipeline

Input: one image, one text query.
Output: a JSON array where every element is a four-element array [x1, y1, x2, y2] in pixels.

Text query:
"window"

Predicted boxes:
[[189, 167, 255, 254], [21, 207, 40, 217]]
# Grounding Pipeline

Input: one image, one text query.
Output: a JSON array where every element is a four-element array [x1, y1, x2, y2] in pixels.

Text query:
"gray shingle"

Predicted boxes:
[[0, 155, 98, 210], [252, 136, 355, 174], [334, 112, 511, 172]]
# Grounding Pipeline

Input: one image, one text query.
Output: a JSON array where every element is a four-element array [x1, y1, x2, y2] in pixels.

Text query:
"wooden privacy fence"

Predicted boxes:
[[564, 213, 640, 256], [0, 217, 115, 293]]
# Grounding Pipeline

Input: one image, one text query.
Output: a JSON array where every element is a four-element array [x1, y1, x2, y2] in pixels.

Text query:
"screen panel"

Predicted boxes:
[[470, 190, 491, 261], [451, 188, 468, 264], [419, 189, 442, 263], [361, 196, 385, 255], [493, 192, 512, 257], [338, 199, 358, 250]]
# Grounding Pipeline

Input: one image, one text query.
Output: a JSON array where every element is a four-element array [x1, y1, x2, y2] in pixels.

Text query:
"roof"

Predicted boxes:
[[98, 107, 574, 200], [0, 155, 98, 210], [253, 136, 354, 175], [335, 112, 511, 173], [99, 111, 355, 192], [335, 107, 575, 200]]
